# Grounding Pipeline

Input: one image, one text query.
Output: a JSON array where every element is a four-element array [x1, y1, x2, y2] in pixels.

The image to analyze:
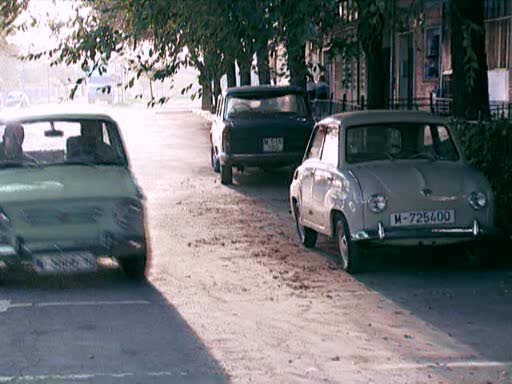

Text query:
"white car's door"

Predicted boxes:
[[211, 95, 225, 151], [299, 125, 326, 226], [311, 124, 340, 231]]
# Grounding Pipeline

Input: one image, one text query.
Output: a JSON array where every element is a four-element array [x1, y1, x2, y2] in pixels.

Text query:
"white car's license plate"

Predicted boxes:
[[390, 210, 455, 226], [263, 137, 284, 152], [34, 251, 97, 274]]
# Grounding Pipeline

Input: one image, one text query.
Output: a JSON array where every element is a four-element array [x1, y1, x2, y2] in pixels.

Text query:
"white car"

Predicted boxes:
[[290, 110, 500, 273]]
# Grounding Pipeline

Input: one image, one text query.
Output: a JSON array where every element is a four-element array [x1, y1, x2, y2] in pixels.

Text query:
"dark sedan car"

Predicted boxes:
[[210, 86, 315, 184]]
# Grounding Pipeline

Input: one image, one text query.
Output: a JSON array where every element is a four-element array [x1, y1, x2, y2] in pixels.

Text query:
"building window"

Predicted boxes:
[[486, 18, 510, 69], [424, 27, 441, 80], [338, 1, 358, 21], [485, 0, 512, 19]]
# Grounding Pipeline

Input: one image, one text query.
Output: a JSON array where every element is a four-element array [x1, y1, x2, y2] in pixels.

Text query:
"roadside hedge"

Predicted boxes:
[[452, 118, 512, 236]]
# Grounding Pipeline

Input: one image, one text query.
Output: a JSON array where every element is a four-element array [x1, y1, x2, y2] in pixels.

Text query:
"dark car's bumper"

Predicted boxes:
[[351, 220, 503, 245], [218, 151, 304, 167]]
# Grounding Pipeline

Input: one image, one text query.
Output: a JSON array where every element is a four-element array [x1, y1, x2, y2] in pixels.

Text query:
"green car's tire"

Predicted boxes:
[[119, 255, 147, 281]]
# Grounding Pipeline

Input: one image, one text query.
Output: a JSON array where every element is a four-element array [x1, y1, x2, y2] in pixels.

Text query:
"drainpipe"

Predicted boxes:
[[389, 0, 395, 107]]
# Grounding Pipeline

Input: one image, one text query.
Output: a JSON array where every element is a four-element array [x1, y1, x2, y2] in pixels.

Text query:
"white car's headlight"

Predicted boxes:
[[367, 194, 387, 213], [468, 191, 487, 210]]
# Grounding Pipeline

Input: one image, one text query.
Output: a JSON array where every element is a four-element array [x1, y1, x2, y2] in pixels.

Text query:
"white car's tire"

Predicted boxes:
[[292, 201, 317, 248], [335, 217, 363, 273], [211, 147, 220, 173]]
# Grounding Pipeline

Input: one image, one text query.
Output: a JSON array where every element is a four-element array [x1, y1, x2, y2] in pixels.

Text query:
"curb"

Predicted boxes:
[[191, 109, 214, 122]]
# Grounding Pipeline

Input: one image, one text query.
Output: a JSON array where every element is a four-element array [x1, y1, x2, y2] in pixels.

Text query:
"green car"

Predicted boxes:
[[0, 113, 149, 280]]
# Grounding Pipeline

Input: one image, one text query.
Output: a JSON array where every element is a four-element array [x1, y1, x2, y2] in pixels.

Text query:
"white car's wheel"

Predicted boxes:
[[292, 201, 317, 248], [335, 217, 363, 273], [211, 147, 220, 173]]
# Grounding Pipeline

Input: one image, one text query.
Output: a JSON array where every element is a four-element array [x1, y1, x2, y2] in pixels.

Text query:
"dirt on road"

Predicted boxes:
[[124, 110, 512, 384]]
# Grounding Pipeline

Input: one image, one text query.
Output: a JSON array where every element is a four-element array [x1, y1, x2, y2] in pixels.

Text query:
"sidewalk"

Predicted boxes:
[[190, 108, 213, 122]]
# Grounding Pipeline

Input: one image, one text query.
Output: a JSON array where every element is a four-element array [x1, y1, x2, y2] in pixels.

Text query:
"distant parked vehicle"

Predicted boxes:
[[210, 85, 315, 185], [3, 91, 31, 109], [290, 110, 500, 273], [87, 75, 115, 104]]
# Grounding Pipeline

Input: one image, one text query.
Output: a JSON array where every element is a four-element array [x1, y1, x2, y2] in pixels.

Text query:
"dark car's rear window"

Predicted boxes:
[[225, 93, 308, 119]]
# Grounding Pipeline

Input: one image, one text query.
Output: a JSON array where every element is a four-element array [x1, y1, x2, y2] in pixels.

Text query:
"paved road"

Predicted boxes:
[[1, 105, 512, 383]]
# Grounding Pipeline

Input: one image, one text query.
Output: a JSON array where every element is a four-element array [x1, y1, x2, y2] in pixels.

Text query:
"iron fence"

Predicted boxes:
[[310, 94, 511, 122]]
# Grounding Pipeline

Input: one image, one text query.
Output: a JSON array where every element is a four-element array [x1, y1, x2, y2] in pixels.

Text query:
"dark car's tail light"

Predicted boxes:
[[114, 199, 144, 230], [222, 126, 231, 152]]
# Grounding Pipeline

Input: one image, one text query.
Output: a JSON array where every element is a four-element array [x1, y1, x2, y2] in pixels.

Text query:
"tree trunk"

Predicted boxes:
[[450, 0, 490, 119], [213, 75, 221, 106], [287, 43, 306, 89], [201, 76, 212, 111], [256, 46, 271, 85], [239, 55, 252, 86], [226, 61, 236, 88], [364, 37, 387, 109]]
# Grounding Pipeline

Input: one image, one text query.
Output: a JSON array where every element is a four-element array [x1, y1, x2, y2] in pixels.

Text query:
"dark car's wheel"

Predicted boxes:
[[119, 254, 147, 281], [220, 164, 233, 185], [211, 147, 220, 173], [335, 216, 363, 273], [293, 201, 317, 248]]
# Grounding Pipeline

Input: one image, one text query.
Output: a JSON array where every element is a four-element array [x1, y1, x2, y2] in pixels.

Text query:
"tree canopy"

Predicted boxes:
[[10, 0, 490, 115]]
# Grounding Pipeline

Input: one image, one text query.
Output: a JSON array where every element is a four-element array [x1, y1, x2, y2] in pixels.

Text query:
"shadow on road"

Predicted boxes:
[[346, 246, 512, 364], [0, 263, 228, 384]]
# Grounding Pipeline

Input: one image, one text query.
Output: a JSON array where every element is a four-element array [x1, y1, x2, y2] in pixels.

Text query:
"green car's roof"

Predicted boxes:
[[0, 112, 117, 125]]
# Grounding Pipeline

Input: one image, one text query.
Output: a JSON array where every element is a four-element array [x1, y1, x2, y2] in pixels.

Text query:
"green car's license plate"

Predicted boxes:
[[33, 251, 97, 274]]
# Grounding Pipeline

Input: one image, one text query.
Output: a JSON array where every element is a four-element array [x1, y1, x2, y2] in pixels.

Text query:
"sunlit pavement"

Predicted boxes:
[[1, 103, 512, 383]]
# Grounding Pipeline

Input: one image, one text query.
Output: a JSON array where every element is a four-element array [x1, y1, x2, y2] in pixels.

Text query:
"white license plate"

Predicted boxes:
[[263, 137, 284, 152], [34, 251, 97, 274], [390, 210, 455, 226]]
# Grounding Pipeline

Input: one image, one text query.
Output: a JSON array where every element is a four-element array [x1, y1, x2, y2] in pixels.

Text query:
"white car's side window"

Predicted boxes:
[[320, 126, 339, 166], [306, 126, 325, 160]]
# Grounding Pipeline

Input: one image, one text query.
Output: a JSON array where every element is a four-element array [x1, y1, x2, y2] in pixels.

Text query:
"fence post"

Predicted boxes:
[[360, 95, 365, 110], [329, 92, 333, 115], [429, 93, 434, 114], [342, 93, 347, 112]]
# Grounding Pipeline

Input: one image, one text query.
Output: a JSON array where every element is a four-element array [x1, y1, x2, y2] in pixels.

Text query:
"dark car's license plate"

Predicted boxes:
[[263, 137, 284, 152]]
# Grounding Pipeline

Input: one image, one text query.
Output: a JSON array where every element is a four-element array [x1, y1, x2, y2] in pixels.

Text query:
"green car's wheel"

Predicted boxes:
[[119, 254, 147, 281]]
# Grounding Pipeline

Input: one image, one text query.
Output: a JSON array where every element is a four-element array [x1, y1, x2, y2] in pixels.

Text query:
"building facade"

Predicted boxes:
[[310, 0, 511, 109]]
